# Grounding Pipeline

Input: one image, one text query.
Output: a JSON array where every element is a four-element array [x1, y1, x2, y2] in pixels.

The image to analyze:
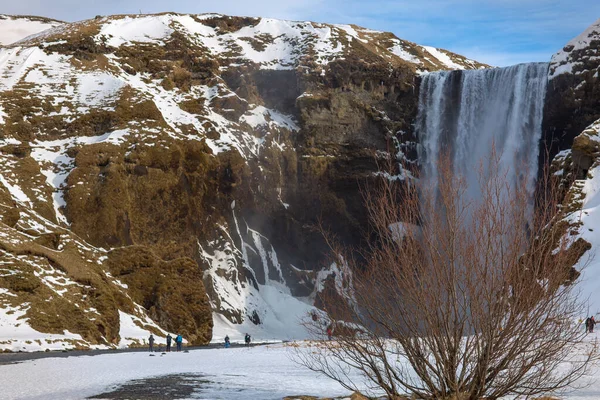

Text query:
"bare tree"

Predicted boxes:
[[296, 151, 598, 400]]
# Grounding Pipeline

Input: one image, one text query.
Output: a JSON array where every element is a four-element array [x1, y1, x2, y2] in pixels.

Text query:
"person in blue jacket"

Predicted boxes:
[[224, 335, 230, 348], [175, 334, 183, 351]]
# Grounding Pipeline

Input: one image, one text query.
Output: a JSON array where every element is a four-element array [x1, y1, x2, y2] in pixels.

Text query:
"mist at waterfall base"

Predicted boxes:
[[415, 63, 551, 306], [417, 63, 548, 209], [416, 64, 600, 320]]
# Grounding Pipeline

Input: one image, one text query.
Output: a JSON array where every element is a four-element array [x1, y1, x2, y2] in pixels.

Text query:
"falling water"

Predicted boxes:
[[416, 63, 549, 204]]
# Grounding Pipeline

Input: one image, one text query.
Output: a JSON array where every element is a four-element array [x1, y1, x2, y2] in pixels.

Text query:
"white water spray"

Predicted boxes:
[[416, 63, 549, 203]]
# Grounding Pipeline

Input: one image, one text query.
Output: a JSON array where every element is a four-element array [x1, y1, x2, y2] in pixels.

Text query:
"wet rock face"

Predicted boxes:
[[542, 72, 600, 165], [542, 19, 600, 166]]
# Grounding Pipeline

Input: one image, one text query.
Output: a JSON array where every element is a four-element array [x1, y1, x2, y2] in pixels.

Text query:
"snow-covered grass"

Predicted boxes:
[[97, 14, 347, 70], [422, 46, 466, 70], [0, 15, 63, 46], [98, 15, 174, 47], [30, 129, 131, 225], [0, 304, 91, 352], [91, 13, 479, 72], [388, 39, 422, 64]]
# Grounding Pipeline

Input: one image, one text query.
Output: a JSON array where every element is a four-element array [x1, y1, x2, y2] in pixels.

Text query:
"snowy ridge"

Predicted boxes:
[[12, 13, 485, 72], [550, 17, 600, 79], [0, 15, 63, 46]]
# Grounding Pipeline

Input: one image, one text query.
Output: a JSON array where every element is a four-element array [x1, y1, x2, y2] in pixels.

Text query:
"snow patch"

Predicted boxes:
[[118, 311, 177, 348], [388, 40, 422, 64], [97, 15, 174, 47], [0, 174, 32, 206], [0, 305, 90, 352], [0, 15, 62, 46], [422, 46, 466, 70]]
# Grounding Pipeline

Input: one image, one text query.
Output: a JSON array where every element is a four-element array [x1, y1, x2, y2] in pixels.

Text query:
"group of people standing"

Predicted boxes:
[[148, 332, 254, 352], [148, 333, 183, 352], [222, 333, 252, 348]]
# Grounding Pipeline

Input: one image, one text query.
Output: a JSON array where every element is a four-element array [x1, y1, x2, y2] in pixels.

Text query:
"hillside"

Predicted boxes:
[[0, 15, 63, 46], [0, 13, 487, 351]]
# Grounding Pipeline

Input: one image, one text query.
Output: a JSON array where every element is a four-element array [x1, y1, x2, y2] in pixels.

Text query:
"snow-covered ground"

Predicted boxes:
[[0, 339, 599, 400], [0, 15, 63, 46], [0, 344, 353, 400]]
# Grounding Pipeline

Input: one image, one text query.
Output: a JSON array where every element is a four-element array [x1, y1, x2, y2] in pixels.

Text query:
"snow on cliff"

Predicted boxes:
[[550, 18, 600, 79], [0, 12, 487, 350], [564, 119, 600, 317], [0, 15, 63, 46]]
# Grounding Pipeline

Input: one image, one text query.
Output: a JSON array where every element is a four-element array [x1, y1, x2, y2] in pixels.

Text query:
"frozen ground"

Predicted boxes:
[[0, 343, 354, 400], [0, 339, 599, 400]]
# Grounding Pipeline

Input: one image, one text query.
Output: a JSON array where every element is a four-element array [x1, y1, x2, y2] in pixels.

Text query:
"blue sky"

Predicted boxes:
[[4, 0, 600, 66]]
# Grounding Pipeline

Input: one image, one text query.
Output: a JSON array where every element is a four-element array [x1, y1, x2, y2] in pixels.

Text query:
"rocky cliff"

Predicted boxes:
[[0, 13, 486, 350], [544, 18, 600, 314], [543, 18, 600, 173]]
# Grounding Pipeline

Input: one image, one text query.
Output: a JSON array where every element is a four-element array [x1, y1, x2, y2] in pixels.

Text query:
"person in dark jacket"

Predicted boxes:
[[224, 335, 230, 348], [591, 316, 597, 333], [148, 334, 155, 352], [166, 334, 172, 352], [244, 333, 251, 347], [176, 334, 183, 351]]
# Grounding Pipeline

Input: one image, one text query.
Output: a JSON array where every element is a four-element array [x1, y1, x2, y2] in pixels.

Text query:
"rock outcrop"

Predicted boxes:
[[543, 18, 600, 170]]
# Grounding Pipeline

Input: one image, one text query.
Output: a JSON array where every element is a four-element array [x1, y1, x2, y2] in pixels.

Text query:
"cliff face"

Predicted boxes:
[[544, 19, 600, 314], [543, 18, 600, 172], [0, 13, 485, 349]]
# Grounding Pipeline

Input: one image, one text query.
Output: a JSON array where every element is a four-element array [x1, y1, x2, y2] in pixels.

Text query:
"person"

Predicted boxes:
[[591, 316, 597, 333], [166, 334, 172, 352], [585, 317, 591, 333], [244, 333, 251, 347], [326, 326, 333, 341], [224, 335, 230, 348], [148, 334, 155, 352], [176, 334, 183, 351]]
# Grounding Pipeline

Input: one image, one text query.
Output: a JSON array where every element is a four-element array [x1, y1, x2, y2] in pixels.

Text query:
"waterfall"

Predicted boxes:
[[416, 63, 549, 204]]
